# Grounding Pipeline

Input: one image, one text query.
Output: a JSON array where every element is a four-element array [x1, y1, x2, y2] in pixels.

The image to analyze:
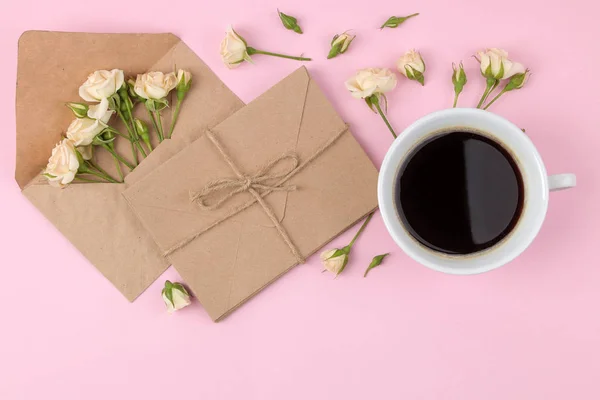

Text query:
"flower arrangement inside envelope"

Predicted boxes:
[[15, 31, 244, 301], [123, 67, 379, 321]]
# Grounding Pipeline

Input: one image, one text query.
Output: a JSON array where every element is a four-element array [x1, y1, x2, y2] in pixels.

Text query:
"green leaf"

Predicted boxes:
[[278, 9, 303, 34], [327, 43, 342, 59], [380, 13, 419, 29], [327, 248, 346, 259], [163, 288, 174, 307], [364, 96, 377, 113], [364, 253, 390, 277]]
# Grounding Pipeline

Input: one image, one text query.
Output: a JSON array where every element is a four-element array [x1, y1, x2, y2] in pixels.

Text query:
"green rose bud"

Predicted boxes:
[[162, 280, 191, 313], [504, 69, 530, 92], [278, 9, 303, 34], [380, 13, 419, 29], [452, 62, 467, 95], [327, 32, 356, 59], [65, 102, 89, 119], [134, 118, 152, 150]]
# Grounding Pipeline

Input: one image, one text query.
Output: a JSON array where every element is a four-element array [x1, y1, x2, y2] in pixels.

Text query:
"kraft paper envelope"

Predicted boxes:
[[124, 67, 379, 320], [16, 31, 243, 301]]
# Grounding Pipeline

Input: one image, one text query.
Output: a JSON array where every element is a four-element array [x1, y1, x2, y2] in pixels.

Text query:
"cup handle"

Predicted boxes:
[[548, 173, 576, 191]]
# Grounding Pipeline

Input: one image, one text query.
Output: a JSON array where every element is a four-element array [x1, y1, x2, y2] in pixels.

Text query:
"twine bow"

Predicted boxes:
[[162, 125, 350, 261], [190, 153, 299, 211]]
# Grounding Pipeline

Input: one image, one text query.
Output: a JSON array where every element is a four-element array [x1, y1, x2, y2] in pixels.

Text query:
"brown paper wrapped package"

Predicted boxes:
[[16, 31, 243, 300], [124, 67, 379, 321]]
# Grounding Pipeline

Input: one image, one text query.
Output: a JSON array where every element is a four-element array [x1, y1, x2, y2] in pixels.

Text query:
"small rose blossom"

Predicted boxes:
[[134, 71, 178, 100], [66, 100, 113, 147], [344, 68, 398, 99], [397, 49, 426, 85], [327, 32, 356, 59], [162, 281, 191, 313], [320, 249, 349, 276], [220, 26, 251, 68], [78, 69, 125, 102], [177, 69, 192, 88], [476, 48, 525, 80], [44, 139, 79, 188]]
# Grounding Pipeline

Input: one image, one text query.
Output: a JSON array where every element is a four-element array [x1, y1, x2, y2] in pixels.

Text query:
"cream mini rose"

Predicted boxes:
[[66, 99, 114, 147], [220, 26, 251, 68], [78, 69, 125, 102], [344, 68, 398, 99], [134, 71, 178, 100], [397, 49, 426, 85], [44, 139, 79, 188], [320, 249, 349, 275], [476, 48, 525, 80], [162, 281, 191, 313]]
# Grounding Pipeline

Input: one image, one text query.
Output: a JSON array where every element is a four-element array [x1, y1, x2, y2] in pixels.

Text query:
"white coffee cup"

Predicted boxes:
[[378, 108, 576, 275]]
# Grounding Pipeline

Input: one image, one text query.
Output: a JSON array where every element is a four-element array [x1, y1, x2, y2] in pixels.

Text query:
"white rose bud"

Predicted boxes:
[[220, 26, 251, 68], [78, 69, 125, 102], [397, 49, 426, 85], [327, 32, 356, 59], [134, 71, 178, 100], [320, 249, 349, 276], [344, 68, 398, 99], [176, 69, 192, 97], [476, 48, 525, 80], [43, 139, 80, 188], [162, 280, 191, 313]]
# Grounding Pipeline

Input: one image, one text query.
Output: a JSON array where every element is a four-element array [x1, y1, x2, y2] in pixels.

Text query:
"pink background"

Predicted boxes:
[[1, 0, 598, 399]]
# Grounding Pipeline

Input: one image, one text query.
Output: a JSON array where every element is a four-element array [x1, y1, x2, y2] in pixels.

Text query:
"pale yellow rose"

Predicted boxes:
[[476, 48, 526, 80], [220, 26, 251, 68], [78, 69, 124, 102], [320, 249, 349, 276], [134, 71, 178, 100], [44, 139, 79, 188], [397, 49, 426, 85], [344, 68, 398, 99], [162, 281, 191, 313]]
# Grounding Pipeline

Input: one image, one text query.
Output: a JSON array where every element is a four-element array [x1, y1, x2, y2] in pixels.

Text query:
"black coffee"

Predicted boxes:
[[395, 130, 524, 254]]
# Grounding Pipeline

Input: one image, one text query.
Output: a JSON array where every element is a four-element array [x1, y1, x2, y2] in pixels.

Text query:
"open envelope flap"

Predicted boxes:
[[15, 31, 180, 188], [23, 180, 166, 301], [123, 67, 379, 320], [16, 31, 244, 301]]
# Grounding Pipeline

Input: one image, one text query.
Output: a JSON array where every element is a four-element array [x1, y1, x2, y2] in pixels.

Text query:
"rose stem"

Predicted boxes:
[[81, 169, 116, 183], [246, 47, 312, 61], [87, 160, 120, 183], [483, 89, 508, 110], [348, 212, 374, 249], [156, 112, 165, 142], [372, 97, 397, 139], [116, 111, 140, 165], [147, 109, 163, 142], [103, 144, 135, 171], [123, 100, 148, 157], [74, 176, 103, 183], [168, 96, 184, 139], [476, 78, 498, 108]]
